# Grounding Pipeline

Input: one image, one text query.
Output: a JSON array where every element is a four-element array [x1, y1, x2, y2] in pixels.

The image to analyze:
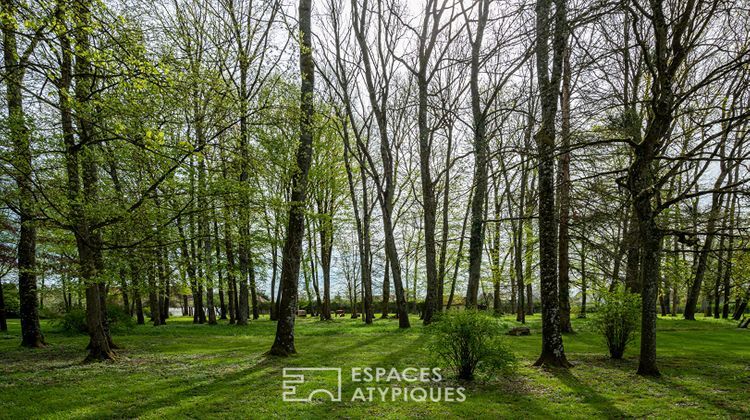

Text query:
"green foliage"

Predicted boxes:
[[664, 253, 691, 290], [427, 311, 514, 380], [54, 308, 88, 334], [593, 287, 641, 359], [107, 305, 136, 332], [1, 283, 20, 315], [39, 305, 65, 319], [53, 306, 135, 335]]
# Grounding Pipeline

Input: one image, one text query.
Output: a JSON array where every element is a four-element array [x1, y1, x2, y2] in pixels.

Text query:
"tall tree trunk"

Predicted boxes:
[[148, 264, 161, 326], [416, 75, 438, 325], [609, 209, 628, 291], [437, 123, 453, 313], [119, 268, 130, 316], [412, 231, 421, 315], [351, 0, 410, 328], [187, 158, 205, 324], [275, 267, 282, 317], [61, 274, 70, 313], [249, 256, 259, 320], [359, 155, 374, 324], [382, 256, 390, 318], [204, 227, 217, 325], [236, 50, 251, 327], [223, 214, 237, 324], [663, 276, 671, 315], [2, 0, 44, 348], [533, 0, 570, 367], [510, 251, 517, 314], [630, 137, 664, 376], [66, 0, 115, 360], [342, 124, 374, 324], [307, 226, 322, 316], [557, 38, 573, 333], [103, 148, 131, 318], [466, 0, 491, 310], [524, 211, 535, 316], [722, 193, 738, 319], [269, 222, 279, 320], [303, 260, 313, 314], [0, 278, 7, 331], [627, 0, 707, 375], [714, 235, 724, 319], [237, 267, 249, 325], [514, 160, 527, 323], [270, 0, 315, 355], [579, 242, 587, 318], [180, 216, 201, 324], [131, 259, 145, 325], [446, 187, 473, 311], [624, 209, 642, 293], [684, 166, 730, 319], [383, 204, 410, 326], [159, 248, 170, 323], [413, 0, 448, 326], [491, 181, 503, 315], [214, 218, 227, 319], [318, 203, 333, 321], [195, 114, 216, 326]]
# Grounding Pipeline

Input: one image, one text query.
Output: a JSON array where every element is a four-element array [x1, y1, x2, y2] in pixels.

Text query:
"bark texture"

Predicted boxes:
[[2, 0, 45, 348], [533, 0, 571, 368], [270, 0, 314, 356], [466, 0, 491, 310]]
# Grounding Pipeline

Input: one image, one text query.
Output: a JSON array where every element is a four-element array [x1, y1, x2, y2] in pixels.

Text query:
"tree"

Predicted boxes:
[[624, 0, 748, 376], [464, 0, 491, 310], [64, 0, 117, 361], [557, 36, 573, 333], [269, 0, 315, 356], [1, 0, 46, 348], [350, 0, 410, 328], [399, 0, 455, 325], [533, 0, 571, 368]]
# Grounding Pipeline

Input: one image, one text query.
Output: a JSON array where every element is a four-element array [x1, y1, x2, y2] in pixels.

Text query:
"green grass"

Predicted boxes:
[[1, 314, 748, 419]]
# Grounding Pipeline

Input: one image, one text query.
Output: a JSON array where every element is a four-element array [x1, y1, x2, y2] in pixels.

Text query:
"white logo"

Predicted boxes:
[[282, 367, 466, 403], [282, 367, 342, 402]]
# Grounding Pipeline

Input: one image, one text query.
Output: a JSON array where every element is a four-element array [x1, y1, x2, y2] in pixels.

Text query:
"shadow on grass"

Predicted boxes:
[[3, 316, 749, 418], [549, 368, 627, 418], [641, 371, 749, 418]]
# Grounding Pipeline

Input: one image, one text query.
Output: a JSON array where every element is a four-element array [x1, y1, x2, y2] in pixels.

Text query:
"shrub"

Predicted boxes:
[[39, 305, 65, 319], [427, 310, 514, 380], [594, 287, 641, 359], [1, 283, 20, 317], [54, 308, 88, 334], [53, 305, 135, 334], [107, 305, 135, 332]]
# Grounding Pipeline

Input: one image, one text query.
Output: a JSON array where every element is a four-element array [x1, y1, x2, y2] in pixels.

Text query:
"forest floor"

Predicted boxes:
[[1, 313, 748, 419]]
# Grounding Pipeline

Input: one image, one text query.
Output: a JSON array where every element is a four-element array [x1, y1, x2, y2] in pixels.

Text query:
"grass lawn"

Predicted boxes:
[[1, 314, 748, 419]]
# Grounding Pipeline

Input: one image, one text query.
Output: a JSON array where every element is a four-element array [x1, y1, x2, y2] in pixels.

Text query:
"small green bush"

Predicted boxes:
[[54, 308, 88, 334], [39, 305, 65, 319], [1, 283, 20, 316], [594, 287, 641, 359], [427, 310, 514, 380], [53, 306, 134, 334], [107, 305, 136, 332]]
